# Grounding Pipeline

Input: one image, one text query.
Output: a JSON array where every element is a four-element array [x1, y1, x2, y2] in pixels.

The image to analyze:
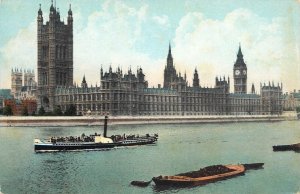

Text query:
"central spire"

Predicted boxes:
[[167, 42, 173, 68], [168, 42, 172, 59]]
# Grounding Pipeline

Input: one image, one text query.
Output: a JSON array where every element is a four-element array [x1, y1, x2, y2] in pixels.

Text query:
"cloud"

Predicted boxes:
[[152, 15, 170, 27], [172, 8, 300, 92], [0, 21, 36, 88], [74, 0, 163, 87], [1, 4, 299, 93]]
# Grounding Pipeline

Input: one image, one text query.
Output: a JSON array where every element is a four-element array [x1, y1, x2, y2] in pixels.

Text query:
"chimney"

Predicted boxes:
[[103, 116, 108, 137]]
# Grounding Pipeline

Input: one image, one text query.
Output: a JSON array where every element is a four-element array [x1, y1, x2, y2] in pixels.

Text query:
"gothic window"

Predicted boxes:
[[42, 46, 45, 59], [63, 46, 66, 59], [60, 72, 62, 85], [60, 45, 63, 59], [56, 45, 58, 59], [61, 72, 64, 85], [45, 72, 48, 85], [64, 73, 67, 85]]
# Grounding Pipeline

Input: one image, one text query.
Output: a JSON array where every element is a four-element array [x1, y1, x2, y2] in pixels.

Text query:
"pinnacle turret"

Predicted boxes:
[[38, 4, 42, 15], [193, 68, 200, 87], [50, 0, 55, 12], [68, 4, 72, 16], [251, 83, 255, 94]]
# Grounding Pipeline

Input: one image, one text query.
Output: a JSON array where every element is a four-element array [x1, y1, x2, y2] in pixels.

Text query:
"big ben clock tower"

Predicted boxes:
[[233, 44, 247, 94]]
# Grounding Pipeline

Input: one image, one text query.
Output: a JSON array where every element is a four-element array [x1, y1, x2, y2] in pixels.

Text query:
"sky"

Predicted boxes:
[[0, 0, 300, 93]]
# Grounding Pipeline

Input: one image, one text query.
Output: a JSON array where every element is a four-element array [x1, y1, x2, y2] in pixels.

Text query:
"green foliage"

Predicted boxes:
[[38, 106, 45, 116], [21, 106, 29, 116], [296, 107, 300, 113], [44, 112, 54, 116], [3, 105, 13, 116], [65, 104, 77, 116], [0, 108, 3, 115], [53, 106, 63, 116], [31, 111, 36, 116]]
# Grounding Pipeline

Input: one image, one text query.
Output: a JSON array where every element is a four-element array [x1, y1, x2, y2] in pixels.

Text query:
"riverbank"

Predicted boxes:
[[0, 113, 297, 127]]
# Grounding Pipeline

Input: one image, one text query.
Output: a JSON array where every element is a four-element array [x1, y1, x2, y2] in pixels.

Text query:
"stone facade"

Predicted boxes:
[[11, 68, 23, 98], [37, 3, 73, 112], [229, 93, 261, 115], [283, 90, 300, 111], [260, 82, 283, 114], [55, 44, 233, 116], [11, 68, 37, 100], [55, 45, 231, 116], [54, 44, 283, 116]]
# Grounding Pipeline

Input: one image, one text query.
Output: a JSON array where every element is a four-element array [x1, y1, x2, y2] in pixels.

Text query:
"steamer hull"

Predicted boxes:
[[34, 142, 116, 152]]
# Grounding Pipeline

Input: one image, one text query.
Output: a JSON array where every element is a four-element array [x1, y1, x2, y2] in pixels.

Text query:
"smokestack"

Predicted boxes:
[[103, 116, 108, 137]]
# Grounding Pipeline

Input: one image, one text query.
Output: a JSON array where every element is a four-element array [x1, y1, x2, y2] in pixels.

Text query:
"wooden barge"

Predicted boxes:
[[151, 163, 264, 187]]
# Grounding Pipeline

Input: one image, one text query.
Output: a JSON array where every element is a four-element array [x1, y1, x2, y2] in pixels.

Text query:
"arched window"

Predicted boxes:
[[60, 45, 63, 59], [63, 46, 66, 59], [56, 45, 58, 59]]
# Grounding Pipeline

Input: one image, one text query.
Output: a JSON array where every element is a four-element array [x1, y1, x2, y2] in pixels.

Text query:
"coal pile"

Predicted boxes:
[[175, 165, 235, 178]]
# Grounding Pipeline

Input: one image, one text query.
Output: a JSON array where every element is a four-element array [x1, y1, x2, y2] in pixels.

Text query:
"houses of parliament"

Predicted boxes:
[[36, 2, 283, 116]]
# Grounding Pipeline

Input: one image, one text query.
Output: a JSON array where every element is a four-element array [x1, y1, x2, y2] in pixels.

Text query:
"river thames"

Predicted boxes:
[[0, 121, 300, 194]]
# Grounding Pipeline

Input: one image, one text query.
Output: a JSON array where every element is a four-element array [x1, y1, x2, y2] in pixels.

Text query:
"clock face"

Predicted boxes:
[[243, 70, 247, 75], [235, 70, 240, 75]]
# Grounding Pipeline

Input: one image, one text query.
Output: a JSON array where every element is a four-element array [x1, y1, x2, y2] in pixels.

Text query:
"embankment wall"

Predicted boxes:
[[0, 113, 297, 127]]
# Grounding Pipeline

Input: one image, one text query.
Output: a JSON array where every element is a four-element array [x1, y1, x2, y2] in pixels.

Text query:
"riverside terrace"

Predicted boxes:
[[0, 113, 297, 127]]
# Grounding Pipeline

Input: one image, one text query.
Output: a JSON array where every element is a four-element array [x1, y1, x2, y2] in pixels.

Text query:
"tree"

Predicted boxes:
[[38, 106, 45, 116], [53, 106, 63, 116], [21, 106, 29, 116], [296, 107, 300, 113], [3, 105, 13, 116], [0, 108, 3, 115], [65, 104, 77, 116]]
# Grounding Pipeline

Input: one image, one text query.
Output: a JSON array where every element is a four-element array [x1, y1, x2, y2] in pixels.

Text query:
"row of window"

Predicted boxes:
[[56, 94, 227, 104], [59, 103, 228, 112]]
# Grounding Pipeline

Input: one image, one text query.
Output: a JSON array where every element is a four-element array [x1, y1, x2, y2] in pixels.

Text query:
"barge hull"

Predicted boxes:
[[273, 143, 300, 151]]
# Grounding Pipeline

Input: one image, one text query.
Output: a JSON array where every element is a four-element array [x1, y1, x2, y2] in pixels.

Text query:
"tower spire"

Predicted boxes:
[[234, 43, 246, 67], [237, 42, 243, 58]]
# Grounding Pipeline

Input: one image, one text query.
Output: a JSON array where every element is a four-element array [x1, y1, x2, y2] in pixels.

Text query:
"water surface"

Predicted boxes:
[[0, 121, 300, 193]]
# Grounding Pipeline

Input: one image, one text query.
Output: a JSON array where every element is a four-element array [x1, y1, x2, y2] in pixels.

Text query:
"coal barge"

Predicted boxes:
[[34, 116, 158, 152], [151, 163, 264, 187]]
